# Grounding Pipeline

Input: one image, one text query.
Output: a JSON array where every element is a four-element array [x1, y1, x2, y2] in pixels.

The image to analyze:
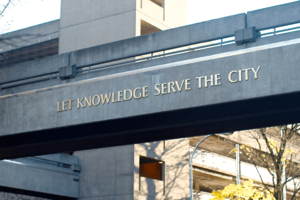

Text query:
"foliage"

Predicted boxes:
[[211, 124, 300, 200], [210, 180, 275, 200]]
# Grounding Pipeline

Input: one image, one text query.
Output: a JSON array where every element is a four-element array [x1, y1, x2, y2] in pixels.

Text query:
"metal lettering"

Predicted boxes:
[[142, 86, 148, 98], [205, 75, 213, 87], [133, 87, 142, 99], [196, 77, 204, 88], [124, 89, 133, 101], [57, 102, 62, 112], [252, 66, 261, 79], [67, 99, 74, 109], [118, 91, 123, 102], [92, 95, 100, 106], [101, 93, 112, 104], [228, 70, 238, 83], [214, 74, 221, 86], [242, 68, 251, 81], [77, 98, 84, 108], [84, 97, 92, 107], [168, 82, 176, 93], [154, 84, 161, 96], [161, 83, 167, 95], [175, 80, 184, 92], [185, 79, 192, 90], [111, 92, 118, 103]]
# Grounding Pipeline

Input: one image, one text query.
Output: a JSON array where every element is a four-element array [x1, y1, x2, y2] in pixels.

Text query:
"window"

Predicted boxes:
[[150, 0, 163, 7], [141, 20, 161, 36], [139, 156, 164, 180]]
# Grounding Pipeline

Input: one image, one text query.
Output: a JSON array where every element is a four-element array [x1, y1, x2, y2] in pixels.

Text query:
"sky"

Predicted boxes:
[[188, 0, 297, 24], [0, 0, 298, 34]]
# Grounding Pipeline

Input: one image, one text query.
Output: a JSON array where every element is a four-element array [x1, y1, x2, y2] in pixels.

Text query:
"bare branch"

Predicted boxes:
[[0, 0, 11, 16], [291, 186, 300, 200]]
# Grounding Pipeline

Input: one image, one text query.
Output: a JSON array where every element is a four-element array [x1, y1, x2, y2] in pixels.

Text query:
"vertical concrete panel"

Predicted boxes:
[[60, 0, 136, 28], [59, 0, 137, 53], [59, 11, 137, 53], [21, 89, 58, 133], [4, 96, 23, 134], [134, 139, 189, 200], [163, 139, 190, 200], [139, 177, 164, 198], [74, 145, 134, 199]]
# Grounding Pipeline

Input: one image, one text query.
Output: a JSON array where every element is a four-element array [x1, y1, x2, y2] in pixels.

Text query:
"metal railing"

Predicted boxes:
[[2, 21, 300, 91], [260, 22, 300, 38], [0, 35, 235, 90]]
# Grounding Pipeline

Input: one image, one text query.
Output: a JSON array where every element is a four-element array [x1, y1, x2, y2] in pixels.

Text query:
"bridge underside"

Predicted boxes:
[[1, 91, 299, 159]]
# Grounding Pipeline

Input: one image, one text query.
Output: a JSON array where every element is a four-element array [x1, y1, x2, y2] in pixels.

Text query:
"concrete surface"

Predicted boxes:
[[134, 139, 189, 200], [0, 20, 59, 53], [1, 37, 300, 135], [74, 145, 134, 200], [0, 13, 245, 85], [59, 0, 188, 53], [0, 153, 79, 198], [247, 1, 300, 30]]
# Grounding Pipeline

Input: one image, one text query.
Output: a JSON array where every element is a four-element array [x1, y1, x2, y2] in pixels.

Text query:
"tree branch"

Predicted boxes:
[[0, 0, 11, 16]]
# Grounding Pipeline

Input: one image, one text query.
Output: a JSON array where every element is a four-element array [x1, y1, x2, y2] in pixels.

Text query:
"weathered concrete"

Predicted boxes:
[[59, 0, 188, 53], [0, 153, 79, 198], [0, 42, 244, 96], [74, 145, 134, 200], [59, 10, 136, 53], [33, 153, 79, 166], [0, 53, 69, 84], [1, 38, 300, 135], [247, 1, 300, 30], [69, 13, 245, 68], [0, 14, 245, 86], [3, 28, 300, 96], [134, 139, 189, 200], [0, 20, 59, 53]]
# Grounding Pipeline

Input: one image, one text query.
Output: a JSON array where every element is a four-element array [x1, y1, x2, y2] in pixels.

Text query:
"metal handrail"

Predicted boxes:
[[0, 37, 235, 90]]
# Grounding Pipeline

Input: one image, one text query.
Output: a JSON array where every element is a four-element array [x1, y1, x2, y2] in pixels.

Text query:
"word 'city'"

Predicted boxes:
[[57, 67, 260, 112]]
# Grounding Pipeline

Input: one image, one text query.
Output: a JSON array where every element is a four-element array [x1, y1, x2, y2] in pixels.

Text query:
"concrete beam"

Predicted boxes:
[[247, 1, 300, 30], [0, 20, 60, 53], [70, 14, 246, 68], [0, 53, 69, 84], [1, 39, 300, 158], [0, 14, 245, 85], [0, 153, 79, 198]]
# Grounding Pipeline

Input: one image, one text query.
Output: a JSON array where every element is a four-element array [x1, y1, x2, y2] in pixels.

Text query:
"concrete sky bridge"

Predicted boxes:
[[2, 1, 300, 200], [2, 2, 300, 159]]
